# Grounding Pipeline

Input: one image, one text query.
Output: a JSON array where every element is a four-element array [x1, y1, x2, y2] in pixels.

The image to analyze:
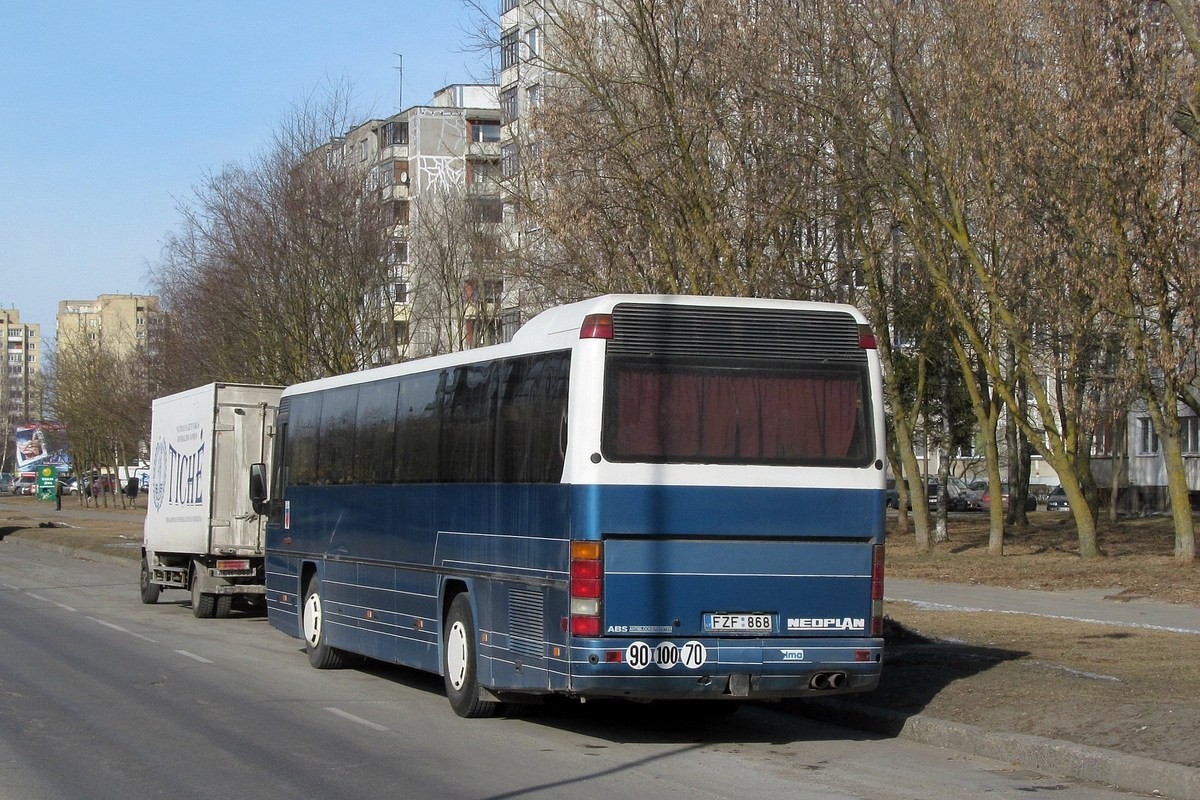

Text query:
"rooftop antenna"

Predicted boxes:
[[394, 53, 404, 111]]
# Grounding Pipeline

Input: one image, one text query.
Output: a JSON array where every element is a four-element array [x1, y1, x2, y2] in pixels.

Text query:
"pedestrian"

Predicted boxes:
[[126, 476, 140, 509]]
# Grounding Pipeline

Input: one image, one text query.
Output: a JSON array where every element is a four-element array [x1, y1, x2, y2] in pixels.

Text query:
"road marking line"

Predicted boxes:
[[26, 593, 79, 612], [325, 707, 388, 731], [175, 650, 213, 664], [86, 616, 159, 643], [0, 582, 18, 591]]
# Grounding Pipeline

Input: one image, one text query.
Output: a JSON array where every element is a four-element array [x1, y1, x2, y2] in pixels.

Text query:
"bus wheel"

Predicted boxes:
[[443, 594, 500, 718], [139, 557, 160, 605], [191, 572, 216, 618], [303, 578, 346, 669]]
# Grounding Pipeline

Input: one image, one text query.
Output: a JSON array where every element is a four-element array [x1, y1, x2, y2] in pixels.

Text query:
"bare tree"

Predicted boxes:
[[406, 185, 510, 356], [151, 81, 396, 389]]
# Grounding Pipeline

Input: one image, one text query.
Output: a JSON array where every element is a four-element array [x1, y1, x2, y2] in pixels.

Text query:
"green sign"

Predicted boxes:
[[37, 465, 58, 501]]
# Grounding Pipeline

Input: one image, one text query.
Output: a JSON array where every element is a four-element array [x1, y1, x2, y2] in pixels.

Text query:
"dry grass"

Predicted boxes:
[[886, 511, 1200, 605]]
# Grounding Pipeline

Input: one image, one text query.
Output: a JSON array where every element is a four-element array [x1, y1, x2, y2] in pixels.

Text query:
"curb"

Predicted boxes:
[[801, 699, 1200, 800]]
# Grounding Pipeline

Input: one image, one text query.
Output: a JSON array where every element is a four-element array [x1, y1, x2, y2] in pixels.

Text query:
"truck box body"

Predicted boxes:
[[142, 383, 282, 614]]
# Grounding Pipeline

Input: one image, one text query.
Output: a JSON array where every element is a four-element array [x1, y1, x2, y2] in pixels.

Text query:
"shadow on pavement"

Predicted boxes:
[[789, 616, 1028, 735]]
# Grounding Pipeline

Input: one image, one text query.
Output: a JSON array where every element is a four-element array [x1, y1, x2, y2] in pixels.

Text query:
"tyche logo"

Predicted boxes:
[[151, 429, 206, 512]]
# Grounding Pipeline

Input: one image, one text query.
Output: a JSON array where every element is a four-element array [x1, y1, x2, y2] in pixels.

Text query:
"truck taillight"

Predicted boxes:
[[569, 540, 603, 636], [216, 559, 251, 572], [870, 544, 885, 636]]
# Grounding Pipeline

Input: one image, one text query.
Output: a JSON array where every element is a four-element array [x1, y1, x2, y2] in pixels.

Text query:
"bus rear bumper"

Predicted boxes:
[[564, 636, 883, 701]]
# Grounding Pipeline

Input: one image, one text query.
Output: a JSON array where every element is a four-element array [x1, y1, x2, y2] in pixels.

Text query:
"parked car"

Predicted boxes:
[[1045, 485, 1070, 511], [885, 478, 900, 509], [11, 475, 37, 495], [0, 472, 13, 493], [980, 483, 1038, 512]]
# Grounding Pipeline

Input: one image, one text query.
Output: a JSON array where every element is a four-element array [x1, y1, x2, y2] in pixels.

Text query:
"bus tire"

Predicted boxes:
[[139, 557, 160, 605], [443, 593, 500, 718], [191, 572, 216, 619], [303, 577, 347, 669]]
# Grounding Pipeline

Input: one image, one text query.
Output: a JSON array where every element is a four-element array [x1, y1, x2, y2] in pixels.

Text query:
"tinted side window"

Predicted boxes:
[[496, 351, 570, 483], [395, 370, 442, 482], [287, 393, 322, 485], [354, 379, 399, 484], [320, 386, 359, 484], [440, 364, 497, 482]]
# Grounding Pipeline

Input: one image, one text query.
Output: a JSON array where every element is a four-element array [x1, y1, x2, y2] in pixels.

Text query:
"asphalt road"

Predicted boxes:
[[0, 542, 1147, 800]]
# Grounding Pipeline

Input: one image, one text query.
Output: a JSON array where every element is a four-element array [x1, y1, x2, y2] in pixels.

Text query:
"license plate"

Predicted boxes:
[[703, 613, 774, 632]]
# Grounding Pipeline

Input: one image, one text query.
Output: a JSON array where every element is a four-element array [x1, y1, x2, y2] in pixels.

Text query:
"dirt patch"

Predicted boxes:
[[887, 512, 1200, 605], [880, 511, 1200, 768], [3, 499, 1198, 767]]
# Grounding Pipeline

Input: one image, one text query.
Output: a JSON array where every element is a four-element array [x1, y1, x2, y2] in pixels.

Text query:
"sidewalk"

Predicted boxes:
[[887, 577, 1200, 636]]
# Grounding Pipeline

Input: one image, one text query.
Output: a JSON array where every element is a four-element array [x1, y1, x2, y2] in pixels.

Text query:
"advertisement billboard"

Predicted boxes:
[[14, 422, 71, 473]]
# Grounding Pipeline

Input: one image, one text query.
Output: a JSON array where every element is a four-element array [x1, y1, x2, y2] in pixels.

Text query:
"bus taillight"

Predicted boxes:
[[870, 544, 885, 636], [579, 314, 614, 339], [569, 540, 603, 637], [858, 324, 878, 350]]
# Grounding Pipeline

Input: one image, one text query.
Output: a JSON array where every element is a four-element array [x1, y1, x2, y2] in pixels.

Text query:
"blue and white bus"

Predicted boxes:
[[257, 294, 886, 717]]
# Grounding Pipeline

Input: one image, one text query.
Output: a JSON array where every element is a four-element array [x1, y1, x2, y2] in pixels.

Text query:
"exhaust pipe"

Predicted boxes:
[[808, 671, 848, 691]]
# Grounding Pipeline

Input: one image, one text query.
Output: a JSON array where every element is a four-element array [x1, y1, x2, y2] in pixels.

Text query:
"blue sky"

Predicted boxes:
[[0, 1, 491, 339]]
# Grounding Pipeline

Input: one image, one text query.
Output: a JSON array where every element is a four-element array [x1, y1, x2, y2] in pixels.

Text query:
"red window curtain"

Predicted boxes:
[[613, 369, 861, 461]]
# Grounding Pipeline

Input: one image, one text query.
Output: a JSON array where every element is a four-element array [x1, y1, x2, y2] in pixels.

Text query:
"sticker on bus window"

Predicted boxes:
[[626, 640, 706, 670]]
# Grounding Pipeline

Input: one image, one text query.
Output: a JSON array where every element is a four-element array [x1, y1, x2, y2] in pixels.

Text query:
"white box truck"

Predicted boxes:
[[140, 383, 282, 618]]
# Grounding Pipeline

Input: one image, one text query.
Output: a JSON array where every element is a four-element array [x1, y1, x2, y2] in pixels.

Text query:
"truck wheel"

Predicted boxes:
[[302, 577, 346, 669], [214, 595, 233, 619], [443, 594, 500, 718], [191, 572, 216, 619], [139, 557, 160, 605]]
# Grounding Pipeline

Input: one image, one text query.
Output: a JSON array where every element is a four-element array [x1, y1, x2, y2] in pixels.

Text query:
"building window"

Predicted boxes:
[[501, 143, 519, 178], [391, 240, 409, 264], [359, 139, 369, 162], [1184, 416, 1200, 454], [392, 282, 410, 304], [1138, 416, 1159, 455], [527, 84, 541, 109], [526, 27, 540, 58], [381, 121, 409, 147], [468, 198, 504, 224], [394, 320, 411, 346], [500, 85, 518, 124], [501, 28, 520, 71], [500, 0, 518, 13], [467, 158, 500, 186], [386, 200, 411, 226], [469, 119, 501, 143]]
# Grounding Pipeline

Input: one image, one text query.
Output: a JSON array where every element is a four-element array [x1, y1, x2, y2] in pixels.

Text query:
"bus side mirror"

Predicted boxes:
[[249, 463, 267, 514]]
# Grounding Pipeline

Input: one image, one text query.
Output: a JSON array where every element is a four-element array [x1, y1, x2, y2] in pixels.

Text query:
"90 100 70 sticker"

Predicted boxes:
[[625, 640, 707, 670]]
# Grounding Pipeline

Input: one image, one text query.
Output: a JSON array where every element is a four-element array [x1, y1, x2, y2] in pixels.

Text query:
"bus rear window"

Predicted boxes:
[[602, 359, 873, 466]]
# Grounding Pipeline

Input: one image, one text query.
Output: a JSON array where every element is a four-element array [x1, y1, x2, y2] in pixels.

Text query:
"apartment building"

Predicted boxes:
[[2, 308, 41, 427], [56, 294, 160, 357], [332, 85, 510, 360]]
